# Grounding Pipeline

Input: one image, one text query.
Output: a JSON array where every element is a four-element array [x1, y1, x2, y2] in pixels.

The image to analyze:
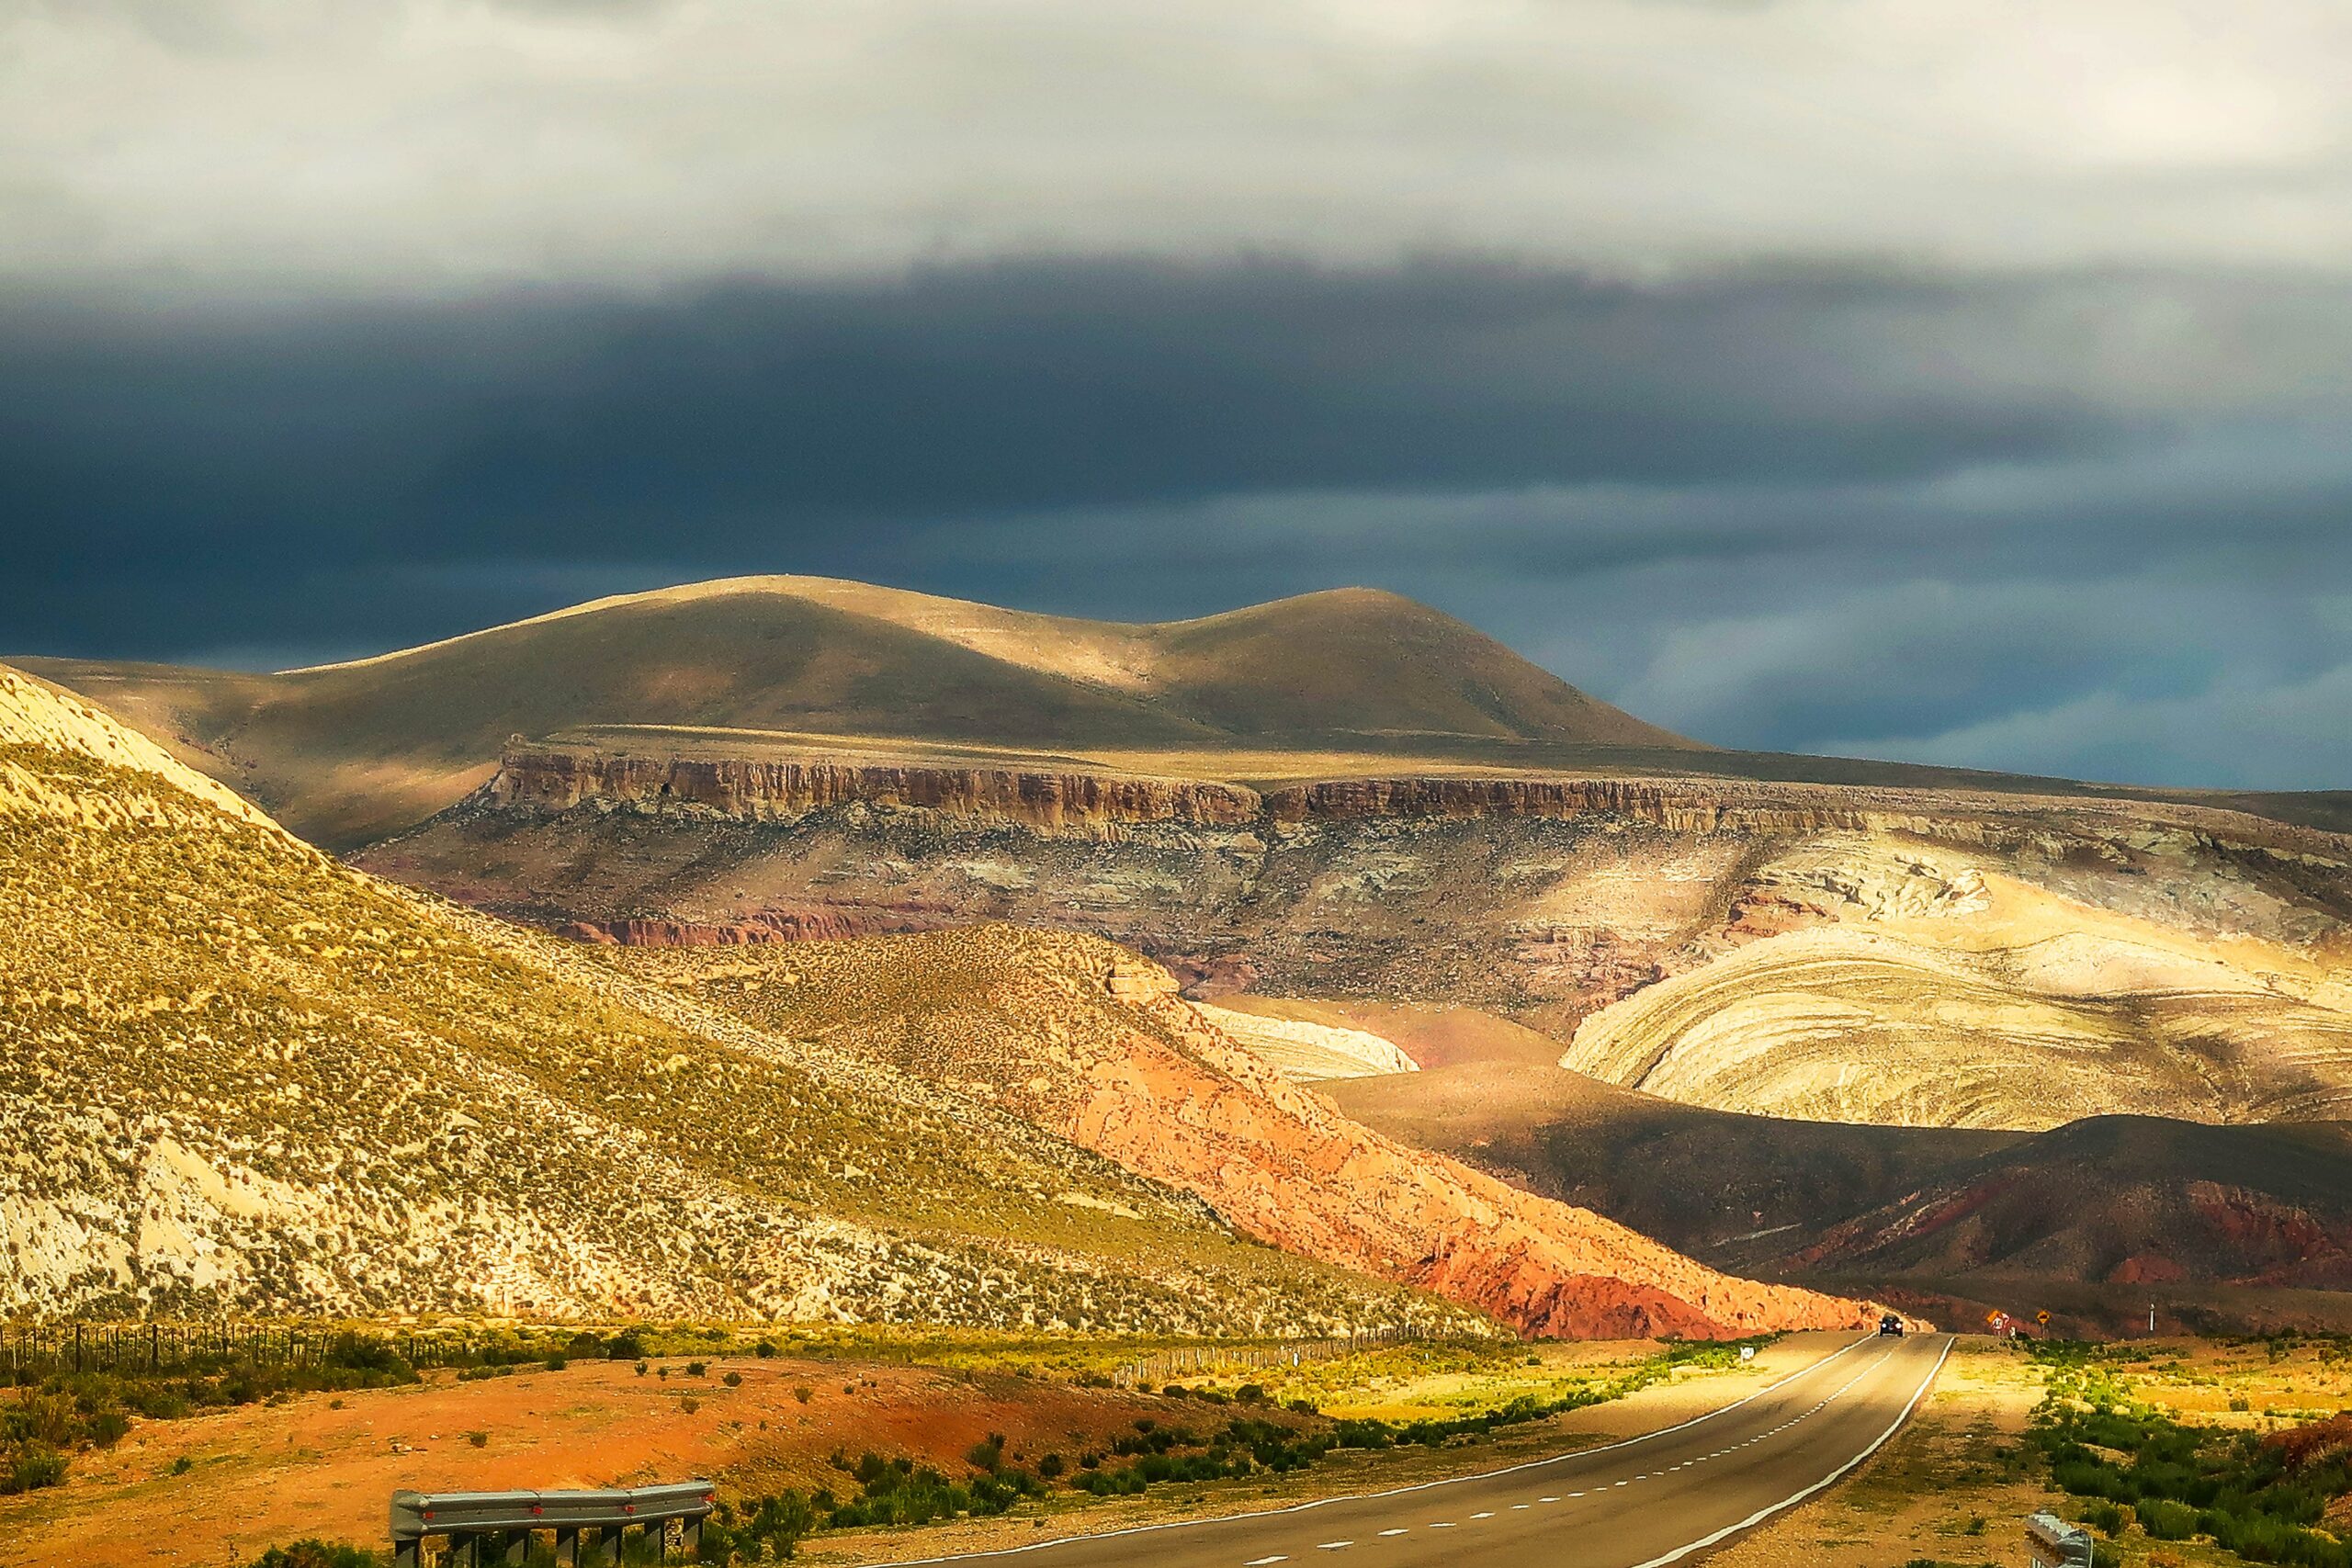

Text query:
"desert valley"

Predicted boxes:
[[8, 578, 2352, 1566]]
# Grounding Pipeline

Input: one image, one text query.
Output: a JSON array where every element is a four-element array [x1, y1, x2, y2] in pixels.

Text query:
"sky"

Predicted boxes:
[[4, 0, 2349, 788]]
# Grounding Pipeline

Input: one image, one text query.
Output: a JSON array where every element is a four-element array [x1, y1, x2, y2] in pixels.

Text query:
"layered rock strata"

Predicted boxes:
[[492, 747, 1261, 833], [483, 741, 2348, 864]]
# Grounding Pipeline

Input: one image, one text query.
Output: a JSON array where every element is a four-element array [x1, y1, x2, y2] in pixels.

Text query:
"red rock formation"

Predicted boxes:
[[1060, 998, 1889, 1337], [652, 928, 1899, 1338]]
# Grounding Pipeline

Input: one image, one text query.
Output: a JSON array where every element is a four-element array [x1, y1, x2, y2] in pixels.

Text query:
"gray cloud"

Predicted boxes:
[[2, 259, 2347, 788], [5, 0, 2350, 292]]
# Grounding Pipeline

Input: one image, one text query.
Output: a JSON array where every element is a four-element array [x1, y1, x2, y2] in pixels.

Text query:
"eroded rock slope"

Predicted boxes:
[[618, 926, 1893, 1339], [368, 739, 2352, 1133]]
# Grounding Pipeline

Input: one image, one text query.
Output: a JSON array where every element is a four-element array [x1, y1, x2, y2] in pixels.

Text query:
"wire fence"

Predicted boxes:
[[1111, 1325, 1426, 1387], [0, 1322, 533, 1381]]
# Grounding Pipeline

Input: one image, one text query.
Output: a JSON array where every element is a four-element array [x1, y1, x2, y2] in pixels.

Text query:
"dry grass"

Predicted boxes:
[[0, 665, 1457, 1333]]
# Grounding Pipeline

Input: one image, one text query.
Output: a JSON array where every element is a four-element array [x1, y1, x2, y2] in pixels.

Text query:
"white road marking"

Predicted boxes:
[[1470, 1512, 1493, 1519], [866, 1337, 1912, 1568], [1511, 1505, 1531, 1510], [1316, 1542, 1352, 1551], [1377, 1529, 1408, 1537], [1627, 1339, 1952, 1568], [1539, 1496, 1559, 1503]]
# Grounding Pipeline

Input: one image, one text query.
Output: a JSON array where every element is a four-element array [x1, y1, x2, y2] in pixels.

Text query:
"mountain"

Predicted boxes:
[[0, 662, 1474, 1332], [362, 739, 2352, 1136], [1557, 838, 2352, 1130], [1323, 1028, 2012, 1258], [1317, 1020, 2352, 1327], [1762, 1115, 2352, 1291], [16, 578, 1695, 849], [609, 924, 1891, 1339]]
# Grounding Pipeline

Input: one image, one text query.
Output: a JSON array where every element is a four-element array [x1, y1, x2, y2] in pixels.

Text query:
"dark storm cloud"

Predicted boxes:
[[4, 261, 2133, 585], [5, 259, 2349, 787]]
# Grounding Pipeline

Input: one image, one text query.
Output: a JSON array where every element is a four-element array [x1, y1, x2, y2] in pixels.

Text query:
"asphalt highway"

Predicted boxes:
[[880, 1331, 1954, 1568]]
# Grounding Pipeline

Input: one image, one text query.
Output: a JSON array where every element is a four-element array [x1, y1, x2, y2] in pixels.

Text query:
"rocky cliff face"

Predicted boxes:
[[492, 746, 1261, 834], [623, 926, 1899, 1339], [368, 741, 2352, 1136], [483, 741, 2349, 864]]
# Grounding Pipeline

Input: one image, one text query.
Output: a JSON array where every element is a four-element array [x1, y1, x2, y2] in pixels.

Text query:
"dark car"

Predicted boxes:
[[1879, 1313, 1905, 1337]]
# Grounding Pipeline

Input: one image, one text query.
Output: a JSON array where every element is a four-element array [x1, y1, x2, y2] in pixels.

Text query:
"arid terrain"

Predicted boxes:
[[17, 578, 1697, 850], [18, 581, 2352, 1319], [0, 664, 1473, 1332], [614, 925, 1884, 1339], [12, 579, 2352, 1568], [2, 659, 1895, 1339], [0, 1331, 1832, 1568]]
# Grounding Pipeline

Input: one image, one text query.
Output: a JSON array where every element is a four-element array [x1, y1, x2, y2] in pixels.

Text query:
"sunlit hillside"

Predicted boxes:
[[0, 665, 1467, 1332]]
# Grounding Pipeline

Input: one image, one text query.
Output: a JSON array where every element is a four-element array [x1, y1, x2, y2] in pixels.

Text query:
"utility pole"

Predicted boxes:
[[2148, 1302, 2155, 1334]]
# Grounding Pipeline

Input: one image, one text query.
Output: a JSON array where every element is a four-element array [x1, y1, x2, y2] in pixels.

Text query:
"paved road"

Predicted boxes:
[[882, 1332, 1953, 1568]]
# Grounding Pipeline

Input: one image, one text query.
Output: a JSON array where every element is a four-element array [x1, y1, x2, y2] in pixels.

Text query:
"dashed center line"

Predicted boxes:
[[1188, 1338, 1928, 1568]]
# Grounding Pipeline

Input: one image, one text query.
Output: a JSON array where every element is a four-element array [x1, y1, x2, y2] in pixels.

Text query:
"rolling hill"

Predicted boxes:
[[1558, 840, 2352, 1130], [1766, 1115, 2352, 1291], [17, 578, 1695, 848], [1315, 1013, 2352, 1329], [0, 661, 1476, 1332]]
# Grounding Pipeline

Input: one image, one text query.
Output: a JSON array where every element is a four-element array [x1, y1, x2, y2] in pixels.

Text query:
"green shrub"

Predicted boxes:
[[2137, 1498, 2198, 1540], [243, 1541, 384, 1568], [1, 1443, 68, 1495]]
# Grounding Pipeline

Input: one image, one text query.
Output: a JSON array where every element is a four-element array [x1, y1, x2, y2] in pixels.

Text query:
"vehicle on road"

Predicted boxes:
[[1879, 1313, 1905, 1337]]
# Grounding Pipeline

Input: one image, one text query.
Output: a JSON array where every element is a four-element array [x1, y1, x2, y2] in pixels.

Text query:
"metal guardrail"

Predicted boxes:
[[2026, 1511, 2094, 1568], [390, 1482, 715, 1567]]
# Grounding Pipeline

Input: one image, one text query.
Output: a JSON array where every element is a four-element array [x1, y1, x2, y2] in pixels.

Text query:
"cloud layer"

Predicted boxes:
[[7, 0, 2351, 290]]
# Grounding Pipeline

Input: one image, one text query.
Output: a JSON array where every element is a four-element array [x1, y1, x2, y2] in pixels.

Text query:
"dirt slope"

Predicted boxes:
[[1324, 1033, 2352, 1311], [618, 925, 1893, 1339], [16, 578, 1692, 847], [0, 664, 1465, 1333], [1766, 1115, 2352, 1291]]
